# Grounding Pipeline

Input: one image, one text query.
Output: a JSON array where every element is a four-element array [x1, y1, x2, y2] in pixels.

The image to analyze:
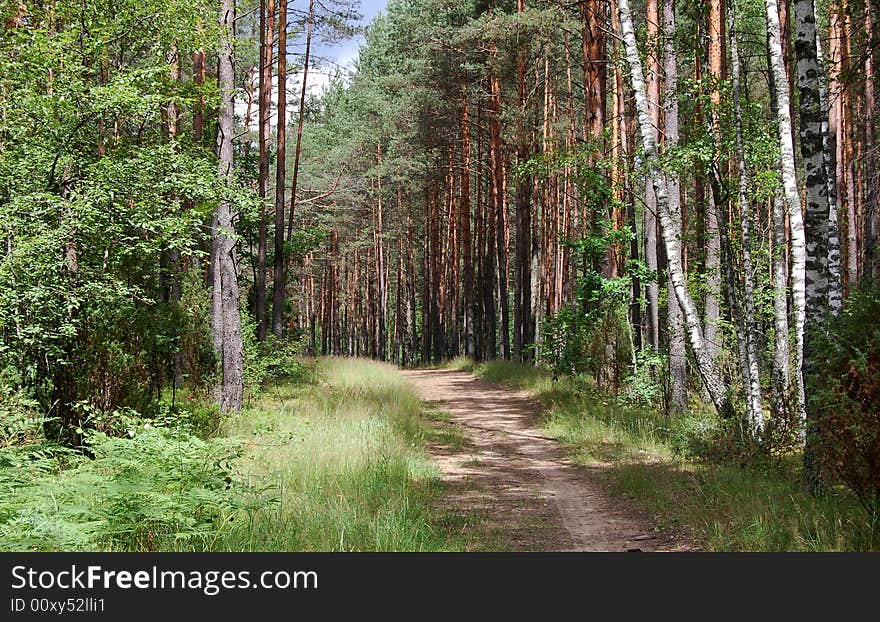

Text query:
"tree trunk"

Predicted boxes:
[[704, 0, 724, 367], [663, 0, 687, 413], [514, 0, 531, 363], [212, 0, 244, 412], [256, 0, 274, 342], [271, 0, 288, 337], [644, 0, 661, 350], [461, 95, 476, 360], [728, 2, 766, 432], [764, 0, 808, 436], [286, 0, 314, 241], [864, 0, 879, 283]]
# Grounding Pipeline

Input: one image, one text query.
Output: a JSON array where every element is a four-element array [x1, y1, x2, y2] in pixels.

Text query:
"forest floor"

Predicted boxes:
[[401, 368, 689, 551]]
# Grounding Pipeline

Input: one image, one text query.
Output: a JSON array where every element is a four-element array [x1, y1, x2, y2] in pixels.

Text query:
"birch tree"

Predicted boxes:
[[617, 0, 731, 417], [727, 1, 765, 433], [763, 0, 808, 431]]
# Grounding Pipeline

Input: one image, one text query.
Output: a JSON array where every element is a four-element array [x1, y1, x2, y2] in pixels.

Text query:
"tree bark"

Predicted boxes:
[[272, 0, 288, 337], [764, 0, 808, 435], [663, 0, 687, 414], [705, 0, 724, 367], [460, 94, 476, 360], [728, 2, 766, 433], [212, 0, 244, 412], [256, 0, 274, 342], [863, 0, 879, 283], [644, 0, 661, 350], [286, 0, 314, 241]]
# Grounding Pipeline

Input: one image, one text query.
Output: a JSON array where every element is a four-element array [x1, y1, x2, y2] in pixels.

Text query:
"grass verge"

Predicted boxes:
[[459, 359, 879, 551], [213, 357, 480, 551]]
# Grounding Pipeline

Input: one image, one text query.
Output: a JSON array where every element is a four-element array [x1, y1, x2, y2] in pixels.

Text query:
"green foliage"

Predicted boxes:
[[810, 289, 880, 513], [526, 145, 636, 390], [0, 1, 244, 442], [625, 347, 667, 406], [0, 425, 243, 551]]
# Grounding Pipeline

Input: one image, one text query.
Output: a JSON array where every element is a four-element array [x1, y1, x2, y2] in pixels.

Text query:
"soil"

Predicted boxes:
[[401, 368, 690, 552]]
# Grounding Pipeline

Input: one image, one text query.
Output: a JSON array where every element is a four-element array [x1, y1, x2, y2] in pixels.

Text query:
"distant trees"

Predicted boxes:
[[271, 0, 880, 492]]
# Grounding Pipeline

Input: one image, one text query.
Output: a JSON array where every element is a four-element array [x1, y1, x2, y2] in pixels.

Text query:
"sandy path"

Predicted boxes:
[[401, 368, 683, 552]]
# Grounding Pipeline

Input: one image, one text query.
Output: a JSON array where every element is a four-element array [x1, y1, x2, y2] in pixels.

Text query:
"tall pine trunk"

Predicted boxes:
[[256, 0, 274, 342], [212, 0, 244, 412], [271, 0, 288, 337]]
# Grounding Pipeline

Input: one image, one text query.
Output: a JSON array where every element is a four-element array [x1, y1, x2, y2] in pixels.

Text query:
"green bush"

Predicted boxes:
[[810, 288, 880, 513], [0, 425, 243, 551]]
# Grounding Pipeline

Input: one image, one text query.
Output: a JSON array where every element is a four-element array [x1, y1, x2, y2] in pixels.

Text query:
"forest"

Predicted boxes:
[[1, 0, 879, 552]]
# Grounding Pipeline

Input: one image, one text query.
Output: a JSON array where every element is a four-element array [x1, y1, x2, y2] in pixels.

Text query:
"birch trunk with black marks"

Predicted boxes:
[[795, 0, 835, 490], [814, 10, 843, 313], [728, 3, 765, 433], [663, 0, 687, 413], [617, 0, 731, 417], [764, 0, 808, 433]]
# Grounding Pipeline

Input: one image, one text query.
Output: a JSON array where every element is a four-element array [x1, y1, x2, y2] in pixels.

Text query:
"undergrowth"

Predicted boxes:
[[211, 357, 474, 551], [0, 357, 479, 552]]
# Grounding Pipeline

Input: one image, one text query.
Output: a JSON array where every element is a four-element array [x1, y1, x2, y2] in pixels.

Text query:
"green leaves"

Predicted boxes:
[[0, 425, 245, 551]]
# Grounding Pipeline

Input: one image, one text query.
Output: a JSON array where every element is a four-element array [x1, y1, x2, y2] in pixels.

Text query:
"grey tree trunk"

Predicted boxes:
[[271, 0, 288, 338], [212, 0, 244, 412], [618, 0, 731, 417], [728, 3, 765, 433], [662, 0, 687, 413], [814, 15, 842, 314], [795, 0, 837, 491]]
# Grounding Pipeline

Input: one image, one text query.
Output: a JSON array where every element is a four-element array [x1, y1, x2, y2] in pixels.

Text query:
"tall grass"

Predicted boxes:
[[465, 359, 879, 551], [213, 358, 467, 551]]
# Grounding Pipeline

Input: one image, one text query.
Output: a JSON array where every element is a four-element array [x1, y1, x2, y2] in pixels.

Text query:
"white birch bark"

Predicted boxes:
[[764, 0, 807, 432], [727, 3, 765, 433]]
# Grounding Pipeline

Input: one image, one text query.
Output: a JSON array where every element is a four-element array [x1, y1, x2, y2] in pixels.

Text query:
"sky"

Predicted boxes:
[[236, 0, 388, 127], [305, 0, 389, 91], [315, 0, 389, 68]]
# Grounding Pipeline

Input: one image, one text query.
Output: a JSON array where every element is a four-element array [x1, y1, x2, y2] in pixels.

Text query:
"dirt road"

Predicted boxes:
[[401, 368, 685, 552]]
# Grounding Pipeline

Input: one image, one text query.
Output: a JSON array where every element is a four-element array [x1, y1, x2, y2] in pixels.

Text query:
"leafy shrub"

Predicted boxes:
[[0, 385, 43, 448], [624, 346, 667, 407], [810, 288, 880, 513], [0, 425, 244, 551], [244, 333, 313, 390]]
